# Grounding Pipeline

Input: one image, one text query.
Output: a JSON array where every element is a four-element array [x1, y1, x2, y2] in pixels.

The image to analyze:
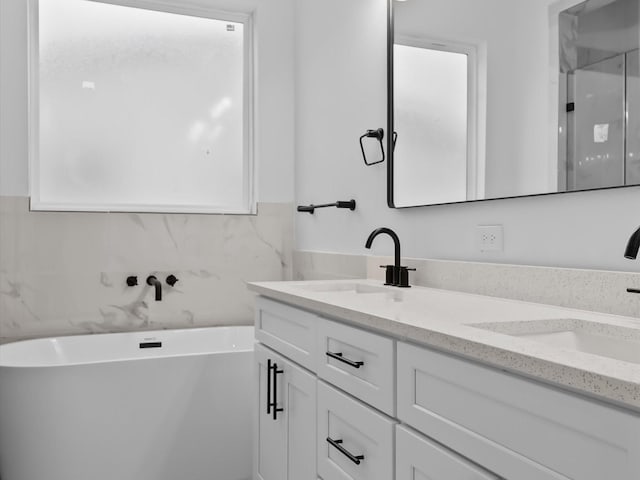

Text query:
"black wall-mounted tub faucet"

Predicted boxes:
[[365, 227, 415, 288], [146, 275, 162, 301]]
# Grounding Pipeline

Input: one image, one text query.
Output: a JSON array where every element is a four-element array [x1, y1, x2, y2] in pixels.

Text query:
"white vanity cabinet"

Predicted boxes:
[[254, 343, 317, 480], [254, 297, 397, 480], [397, 341, 640, 480], [254, 295, 640, 480], [396, 425, 499, 480], [255, 297, 319, 372], [317, 319, 396, 416], [317, 381, 396, 480]]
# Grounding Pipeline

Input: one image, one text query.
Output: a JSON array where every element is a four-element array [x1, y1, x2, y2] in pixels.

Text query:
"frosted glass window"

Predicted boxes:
[[32, 0, 253, 213], [394, 44, 469, 207]]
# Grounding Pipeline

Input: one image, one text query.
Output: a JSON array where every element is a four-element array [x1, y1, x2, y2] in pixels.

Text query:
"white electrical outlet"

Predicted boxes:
[[476, 225, 504, 252]]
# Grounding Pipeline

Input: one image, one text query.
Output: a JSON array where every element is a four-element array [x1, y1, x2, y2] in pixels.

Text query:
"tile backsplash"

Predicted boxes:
[[0, 197, 293, 342]]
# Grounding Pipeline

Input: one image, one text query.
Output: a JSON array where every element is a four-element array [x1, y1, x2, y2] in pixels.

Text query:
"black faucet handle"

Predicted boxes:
[[126, 276, 138, 287], [297, 205, 315, 214], [336, 200, 356, 210], [397, 266, 416, 288], [379, 265, 395, 286], [627, 288, 640, 294], [166, 275, 179, 287]]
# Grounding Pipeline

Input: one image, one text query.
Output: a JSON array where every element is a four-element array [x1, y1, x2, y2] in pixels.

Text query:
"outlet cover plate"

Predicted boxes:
[[476, 225, 504, 252]]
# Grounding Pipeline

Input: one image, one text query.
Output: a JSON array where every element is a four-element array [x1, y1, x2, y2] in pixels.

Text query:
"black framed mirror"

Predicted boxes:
[[387, 0, 640, 209]]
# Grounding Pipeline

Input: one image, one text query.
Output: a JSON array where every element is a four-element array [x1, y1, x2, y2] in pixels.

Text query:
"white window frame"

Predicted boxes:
[[28, 0, 256, 214], [395, 35, 485, 201]]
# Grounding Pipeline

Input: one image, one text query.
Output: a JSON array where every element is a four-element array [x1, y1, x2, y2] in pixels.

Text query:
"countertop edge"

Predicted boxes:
[[248, 281, 640, 413]]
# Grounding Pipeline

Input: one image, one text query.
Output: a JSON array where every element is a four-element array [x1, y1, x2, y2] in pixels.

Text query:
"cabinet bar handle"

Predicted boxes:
[[266, 359, 273, 415], [270, 361, 284, 421], [326, 437, 365, 465], [326, 351, 364, 369]]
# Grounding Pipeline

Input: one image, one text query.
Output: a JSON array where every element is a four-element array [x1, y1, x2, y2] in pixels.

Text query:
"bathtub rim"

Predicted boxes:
[[0, 325, 255, 368]]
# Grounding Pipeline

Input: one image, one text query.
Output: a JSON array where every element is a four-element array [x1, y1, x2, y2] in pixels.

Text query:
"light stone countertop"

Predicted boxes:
[[248, 279, 640, 412]]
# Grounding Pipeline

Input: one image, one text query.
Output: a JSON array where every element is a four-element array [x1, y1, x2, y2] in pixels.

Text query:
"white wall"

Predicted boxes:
[[0, 0, 29, 196], [294, 0, 640, 273], [0, 0, 295, 203]]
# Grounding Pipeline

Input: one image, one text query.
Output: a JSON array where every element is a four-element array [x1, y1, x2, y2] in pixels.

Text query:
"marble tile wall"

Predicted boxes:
[[293, 250, 640, 319], [0, 196, 293, 342], [292, 250, 367, 280]]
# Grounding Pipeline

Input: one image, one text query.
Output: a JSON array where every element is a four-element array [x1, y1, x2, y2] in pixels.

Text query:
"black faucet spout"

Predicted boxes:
[[365, 227, 415, 287], [146, 275, 162, 301], [625, 226, 640, 260], [365, 227, 402, 267]]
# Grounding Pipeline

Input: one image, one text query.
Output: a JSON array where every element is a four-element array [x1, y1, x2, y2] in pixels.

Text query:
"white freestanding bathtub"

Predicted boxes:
[[0, 326, 254, 480]]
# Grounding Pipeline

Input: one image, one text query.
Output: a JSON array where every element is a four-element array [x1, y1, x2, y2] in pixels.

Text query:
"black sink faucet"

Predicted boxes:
[[625, 227, 640, 295], [365, 227, 415, 288], [146, 275, 162, 301], [625, 226, 640, 260], [366, 227, 401, 268]]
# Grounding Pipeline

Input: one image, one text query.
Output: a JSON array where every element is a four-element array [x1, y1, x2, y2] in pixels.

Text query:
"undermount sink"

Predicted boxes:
[[298, 282, 389, 294], [296, 282, 404, 301], [470, 318, 640, 364]]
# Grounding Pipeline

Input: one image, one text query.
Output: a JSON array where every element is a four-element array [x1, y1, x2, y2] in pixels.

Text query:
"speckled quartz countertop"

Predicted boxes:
[[248, 279, 640, 411]]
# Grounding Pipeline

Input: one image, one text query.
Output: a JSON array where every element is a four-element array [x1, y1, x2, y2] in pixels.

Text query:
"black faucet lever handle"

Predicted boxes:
[[166, 275, 179, 287], [397, 266, 415, 289]]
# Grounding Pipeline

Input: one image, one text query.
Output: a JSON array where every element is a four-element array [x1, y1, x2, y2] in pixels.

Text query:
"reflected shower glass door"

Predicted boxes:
[[627, 49, 640, 185], [567, 54, 626, 191]]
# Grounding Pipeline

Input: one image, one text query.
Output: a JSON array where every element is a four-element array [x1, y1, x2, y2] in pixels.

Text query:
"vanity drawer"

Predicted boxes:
[[396, 425, 499, 480], [317, 381, 396, 480], [255, 297, 318, 372], [317, 319, 395, 415], [397, 341, 640, 480]]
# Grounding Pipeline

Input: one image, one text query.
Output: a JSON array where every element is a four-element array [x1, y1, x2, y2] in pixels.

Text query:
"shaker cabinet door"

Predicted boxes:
[[286, 351, 317, 480], [255, 344, 287, 480], [255, 343, 317, 480]]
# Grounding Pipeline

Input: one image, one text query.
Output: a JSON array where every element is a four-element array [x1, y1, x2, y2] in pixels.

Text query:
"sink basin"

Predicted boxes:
[[298, 282, 390, 294], [470, 319, 640, 364], [296, 282, 404, 302]]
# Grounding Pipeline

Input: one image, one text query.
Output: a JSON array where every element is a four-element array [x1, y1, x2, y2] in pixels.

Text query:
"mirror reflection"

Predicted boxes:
[[390, 0, 640, 207]]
